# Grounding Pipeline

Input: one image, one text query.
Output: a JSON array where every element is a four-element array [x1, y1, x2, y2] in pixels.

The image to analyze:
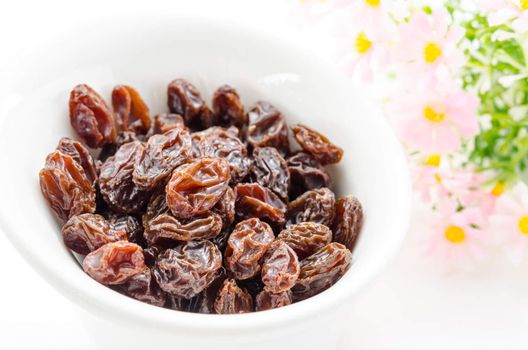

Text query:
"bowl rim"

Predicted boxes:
[[0, 14, 412, 333]]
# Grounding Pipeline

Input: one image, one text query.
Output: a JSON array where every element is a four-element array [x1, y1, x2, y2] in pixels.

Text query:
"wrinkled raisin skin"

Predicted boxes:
[[99, 141, 151, 214], [292, 243, 352, 301], [212, 186, 235, 227], [149, 113, 185, 136], [167, 79, 211, 129], [214, 279, 254, 314], [166, 157, 230, 219], [291, 124, 343, 165], [287, 152, 330, 199], [83, 241, 146, 285], [247, 102, 290, 156], [69, 84, 116, 148], [112, 85, 151, 134], [62, 213, 127, 255], [286, 187, 335, 227], [235, 183, 286, 225], [261, 240, 300, 293], [210, 85, 247, 129], [332, 196, 364, 250], [251, 147, 290, 201], [154, 240, 222, 299], [224, 218, 275, 280], [278, 222, 332, 260], [116, 268, 166, 307], [39, 151, 95, 220], [56, 137, 98, 184], [255, 290, 292, 311]]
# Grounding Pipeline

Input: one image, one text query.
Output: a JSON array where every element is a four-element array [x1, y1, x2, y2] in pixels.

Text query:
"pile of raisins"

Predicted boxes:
[[39, 80, 364, 314]]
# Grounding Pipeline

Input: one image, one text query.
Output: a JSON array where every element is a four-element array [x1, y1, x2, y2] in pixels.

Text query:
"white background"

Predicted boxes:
[[1, 1, 527, 349]]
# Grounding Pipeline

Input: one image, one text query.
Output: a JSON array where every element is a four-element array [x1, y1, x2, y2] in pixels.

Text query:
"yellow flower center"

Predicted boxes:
[[518, 215, 528, 234], [445, 225, 465, 243], [425, 154, 441, 167], [424, 106, 445, 123], [364, 0, 381, 7], [521, 0, 528, 10], [434, 173, 442, 184], [424, 42, 442, 63], [355, 32, 372, 54], [490, 182, 505, 197]]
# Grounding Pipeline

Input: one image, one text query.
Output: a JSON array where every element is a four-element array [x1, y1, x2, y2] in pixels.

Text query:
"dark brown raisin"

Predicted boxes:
[[153, 240, 222, 298], [166, 158, 230, 219], [213, 279, 253, 314], [142, 191, 169, 231], [98, 131, 142, 163], [212, 186, 235, 227], [99, 141, 151, 214], [291, 243, 352, 301], [167, 79, 211, 129], [133, 127, 192, 190], [277, 222, 332, 260], [144, 212, 222, 245], [149, 113, 185, 136], [117, 268, 166, 307], [255, 290, 292, 311], [210, 85, 247, 129], [143, 246, 160, 267], [261, 240, 300, 293], [332, 196, 364, 250], [108, 215, 144, 247], [251, 147, 290, 201], [111, 85, 151, 134], [286, 188, 335, 226], [56, 137, 98, 184], [69, 84, 116, 148], [287, 152, 330, 199], [39, 151, 95, 220], [62, 213, 127, 255], [234, 183, 286, 225], [82, 241, 146, 285], [247, 102, 290, 155], [191, 126, 251, 184], [224, 218, 274, 280], [291, 124, 343, 165]]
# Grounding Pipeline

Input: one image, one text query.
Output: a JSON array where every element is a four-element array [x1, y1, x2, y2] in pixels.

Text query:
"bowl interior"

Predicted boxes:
[[0, 17, 410, 332]]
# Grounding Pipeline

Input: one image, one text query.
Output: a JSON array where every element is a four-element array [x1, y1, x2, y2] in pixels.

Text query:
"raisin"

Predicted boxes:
[[292, 243, 352, 301], [287, 152, 330, 199], [166, 158, 230, 219], [277, 222, 332, 260], [191, 126, 251, 184], [144, 212, 222, 245], [212, 186, 235, 227], [62, 213, 127, 255], [99, 141, 151, 214], [251, 147, 290, 200], [149, 113, 185, 136], [261, 240, 300, 293], [117, 268, 166, 307], [69, 84, 116, 148], [143, 246, 160, 267], [211, 227, 231, 253], [111, 85, 151, 134], [56, 137, 98, 184], [286, 188, 335, 226], [98, 131, 141, 163], [133, 127, 192, 190], [142, 191, 169, 231], [82, 241, 146, 285], [153, 240, 222, 298], [108, 215, 144, 247], [332, 196, 364, 250], [291, 124, 343, 165], [234, 183, 286, 225], [167, 79, 211, 129], [213, 279, 253, 314], [224, 218, 274, 279], [247, 102, 290, 155], [39, 151, 95, 220], [235, 277, 265, 297], [210, 85, 247, 129], [255, 290, 292, 311]]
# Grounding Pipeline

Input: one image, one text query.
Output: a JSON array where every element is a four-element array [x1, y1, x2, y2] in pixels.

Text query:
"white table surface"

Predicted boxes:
[[1, 1, 527, 349]]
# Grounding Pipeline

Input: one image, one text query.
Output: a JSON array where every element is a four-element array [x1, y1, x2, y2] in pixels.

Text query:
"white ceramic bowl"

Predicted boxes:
[[0, 16, 410, 350]]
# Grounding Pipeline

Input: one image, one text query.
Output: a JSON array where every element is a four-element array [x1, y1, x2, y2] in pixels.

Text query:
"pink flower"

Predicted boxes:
[[333, 4, 392, 81], [480, 0, 528, 32], [395, 8, 465, 81], [419, 197, 488, 271], [489, 183, 528, 264], [411, 153, 448, 203], [388, 80, 479, 153]]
